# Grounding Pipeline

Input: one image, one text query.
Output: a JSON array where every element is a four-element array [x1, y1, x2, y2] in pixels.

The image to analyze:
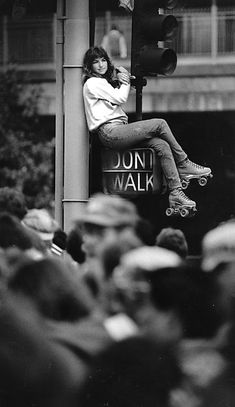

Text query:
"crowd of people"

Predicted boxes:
[[0, 186, 235, 406]]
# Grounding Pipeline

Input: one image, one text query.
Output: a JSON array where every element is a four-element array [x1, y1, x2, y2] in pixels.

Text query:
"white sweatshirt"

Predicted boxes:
[[83, 77, 130, 132]]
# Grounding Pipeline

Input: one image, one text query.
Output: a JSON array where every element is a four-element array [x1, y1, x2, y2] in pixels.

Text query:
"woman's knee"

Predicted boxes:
[[148, 118, 170, 135], [150, 118, 168, 127]]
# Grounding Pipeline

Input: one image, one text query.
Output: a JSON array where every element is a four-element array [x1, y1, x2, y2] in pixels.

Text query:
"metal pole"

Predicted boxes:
[[135, 76, 143, 121], [89, 0, 96, 46], [63, 0, 90, 232], [211, 0, 218, 62], [55, 0, 65, 227]]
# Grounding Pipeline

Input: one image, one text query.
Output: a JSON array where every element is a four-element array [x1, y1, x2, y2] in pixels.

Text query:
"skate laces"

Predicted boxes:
[[177, 189, 192, 202], [187, 160, 205, 170], [170, 188, 195, 207]]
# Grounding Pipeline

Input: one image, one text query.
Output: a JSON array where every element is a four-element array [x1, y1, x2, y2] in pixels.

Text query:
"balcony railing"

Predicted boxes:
[[172, 8, 235, 58], [0, 7, 235, 68], [96, 7, 235, 62]]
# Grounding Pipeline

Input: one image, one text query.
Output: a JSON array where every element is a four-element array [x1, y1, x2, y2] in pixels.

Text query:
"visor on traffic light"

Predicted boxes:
[[143, 0, 180, 10]]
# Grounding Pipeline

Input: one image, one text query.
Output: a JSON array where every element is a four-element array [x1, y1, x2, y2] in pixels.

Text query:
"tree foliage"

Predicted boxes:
[[0, 69, 54, 209]]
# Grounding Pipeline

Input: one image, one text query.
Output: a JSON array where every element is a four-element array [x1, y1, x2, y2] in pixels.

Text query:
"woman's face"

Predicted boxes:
[[92, 57, 108, 76]]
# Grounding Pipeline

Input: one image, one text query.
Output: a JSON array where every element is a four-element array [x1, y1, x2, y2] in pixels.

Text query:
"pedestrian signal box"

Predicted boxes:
[[101, 148, 163, 195]]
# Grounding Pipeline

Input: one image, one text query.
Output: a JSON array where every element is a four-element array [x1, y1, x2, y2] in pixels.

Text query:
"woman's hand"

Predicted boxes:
[[116, 66, 131, 85]]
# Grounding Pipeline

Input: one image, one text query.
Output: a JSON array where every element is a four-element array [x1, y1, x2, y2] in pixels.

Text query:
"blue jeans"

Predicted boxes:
[[97, 118, 187, 191]]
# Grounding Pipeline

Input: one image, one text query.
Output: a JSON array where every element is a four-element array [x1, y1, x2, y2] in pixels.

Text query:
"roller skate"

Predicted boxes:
[[178, 159, 212, 189], [166, 188, 197, 218]]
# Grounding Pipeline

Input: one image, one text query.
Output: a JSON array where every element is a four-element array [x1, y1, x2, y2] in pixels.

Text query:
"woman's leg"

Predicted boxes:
[[97, 119, 210, 210], [142, 138, 182, 191], [97, 118, 187, 164], [142, 138, 196, 209], [97, 119, 211, 180]]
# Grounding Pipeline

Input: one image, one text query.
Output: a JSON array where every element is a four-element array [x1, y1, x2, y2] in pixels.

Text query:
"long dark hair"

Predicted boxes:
[[82, 46, 115, 85]]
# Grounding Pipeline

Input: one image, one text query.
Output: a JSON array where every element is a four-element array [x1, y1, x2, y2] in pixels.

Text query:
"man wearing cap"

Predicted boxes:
[[113, 245, 184, 342], [113, 245, 223, 341], [77, 193, 141, 296], [44, 195, 143, 378]]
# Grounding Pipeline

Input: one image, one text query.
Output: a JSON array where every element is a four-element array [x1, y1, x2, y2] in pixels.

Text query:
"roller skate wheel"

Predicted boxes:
[[181, 179, 189, 189], [180, 207, 189, 217], [198, 177, 207, 186], [166, 207, 174, 217]]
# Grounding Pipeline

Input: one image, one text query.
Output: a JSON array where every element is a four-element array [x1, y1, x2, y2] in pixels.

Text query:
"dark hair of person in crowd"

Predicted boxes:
[[0, 212, 33, 250], [0, 187, 27, 220], [0, 211, 47, 256], [77, 336, 182, 407], [135, 217, 156, 246], [155, 227, 188, 259], [66, 224, 85, 264], [8, 257, 93, 322], [147, 265, 224, 339]]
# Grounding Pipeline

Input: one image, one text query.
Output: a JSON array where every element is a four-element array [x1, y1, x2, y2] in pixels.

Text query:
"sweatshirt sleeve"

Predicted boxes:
[[85, 77, 130, 105]]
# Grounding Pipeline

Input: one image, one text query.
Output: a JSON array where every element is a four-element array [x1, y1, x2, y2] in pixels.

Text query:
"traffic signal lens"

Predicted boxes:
[[162, 15, 178, 40], [143, 14, 178, 42], [161, 48, 177, 74], [139, 46, 177, 76]]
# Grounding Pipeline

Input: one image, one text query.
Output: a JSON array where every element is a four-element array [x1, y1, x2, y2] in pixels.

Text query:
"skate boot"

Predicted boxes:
[[166, 188, 197, 218], [178, 159, 212, 189]]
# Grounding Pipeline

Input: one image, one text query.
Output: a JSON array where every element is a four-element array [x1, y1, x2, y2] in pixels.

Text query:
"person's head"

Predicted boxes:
[[22, 208, 58, 249], [66, 223, 85, 264], [113, 246, 183, 341], [78, 193, 140, 261], [0, 187, 27, 220], [94, 228, 143, 314], [111, 24, 118, 31], [0, 212, 33, 251], [156, 227, 188, 259], [202, 220, 235, 272], [78, 336, 182, 407], [135, 217, 156, 246], [147, 266, 224, 340], [82, 46, 115, 83], [114, 247, 223, 341], [8, 257, 93, 322]]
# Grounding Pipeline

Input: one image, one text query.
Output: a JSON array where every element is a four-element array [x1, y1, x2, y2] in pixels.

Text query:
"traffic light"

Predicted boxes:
[[131, 0, 180, 77]]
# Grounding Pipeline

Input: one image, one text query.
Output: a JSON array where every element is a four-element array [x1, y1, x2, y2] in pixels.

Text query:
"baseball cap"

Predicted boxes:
[[78, 193, 140, 228], [114, 246, 182, 291], [22, 209, 58, 242], [202, 221, 235, 271]]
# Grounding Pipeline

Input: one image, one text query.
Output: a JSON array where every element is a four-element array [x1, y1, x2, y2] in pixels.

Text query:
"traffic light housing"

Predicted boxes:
[[131, 0, 179, 77]]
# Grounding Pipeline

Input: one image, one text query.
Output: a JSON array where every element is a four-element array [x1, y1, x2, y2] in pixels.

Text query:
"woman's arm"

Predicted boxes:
[[85, 77, 130, 105]]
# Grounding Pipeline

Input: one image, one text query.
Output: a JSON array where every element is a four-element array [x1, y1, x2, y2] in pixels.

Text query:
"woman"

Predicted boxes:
[[82, 46, 211, 212]]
